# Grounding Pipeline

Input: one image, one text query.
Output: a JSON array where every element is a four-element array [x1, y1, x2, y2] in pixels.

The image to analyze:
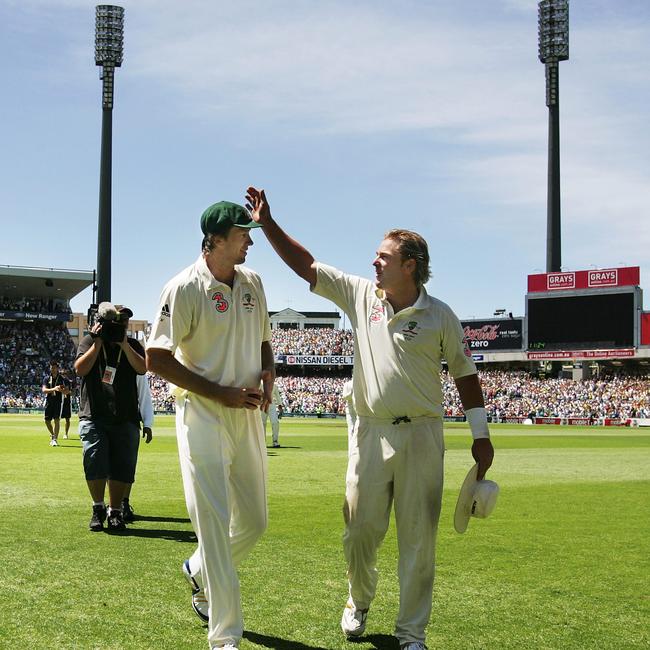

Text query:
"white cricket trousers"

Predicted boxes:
[[343, 415, 444, 645], [260, 404, 280, 445], [176, 393, 268, 649]]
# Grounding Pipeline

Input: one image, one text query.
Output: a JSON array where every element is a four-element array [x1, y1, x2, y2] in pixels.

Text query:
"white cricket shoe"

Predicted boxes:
[[182, 559, 209, 622], [49, 439, 58, 447], [400, 643, 428, 650], [341, 599, 368, 638], [212, 645, 238, 649]]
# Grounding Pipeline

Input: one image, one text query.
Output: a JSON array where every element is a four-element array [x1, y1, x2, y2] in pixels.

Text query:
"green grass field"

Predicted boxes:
[[0, 415, 648, 650]]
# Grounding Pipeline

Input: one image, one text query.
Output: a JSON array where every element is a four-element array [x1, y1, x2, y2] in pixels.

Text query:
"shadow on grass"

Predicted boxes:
[[352, 634, 399, 650], [133, 515, 191, 524], [266, 445, 302, 452], [243, 631, 329, 650], [243, 631, 398, 650], [109, 527, 197, 543]]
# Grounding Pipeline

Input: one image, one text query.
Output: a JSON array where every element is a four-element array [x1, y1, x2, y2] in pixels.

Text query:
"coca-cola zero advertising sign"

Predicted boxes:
[[461, 319, 523, 351]]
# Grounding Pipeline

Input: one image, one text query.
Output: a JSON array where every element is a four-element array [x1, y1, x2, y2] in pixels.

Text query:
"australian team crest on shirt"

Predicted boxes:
[[242, 292, 256, 313], [401, 320, 421, 340], [369, 304, 385, 324]]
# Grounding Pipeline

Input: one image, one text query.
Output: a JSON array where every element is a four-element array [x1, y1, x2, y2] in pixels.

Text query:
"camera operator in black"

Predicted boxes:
[[75, 303, 146, 532]]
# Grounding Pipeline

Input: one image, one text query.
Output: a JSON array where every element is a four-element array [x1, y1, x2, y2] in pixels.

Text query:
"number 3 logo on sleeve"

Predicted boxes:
[[211, 291, 230, 313]]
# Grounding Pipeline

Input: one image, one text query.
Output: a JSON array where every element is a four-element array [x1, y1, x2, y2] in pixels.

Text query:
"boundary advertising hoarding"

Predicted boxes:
[[280, 354, 354, 366], [527, 348, 636, 360]]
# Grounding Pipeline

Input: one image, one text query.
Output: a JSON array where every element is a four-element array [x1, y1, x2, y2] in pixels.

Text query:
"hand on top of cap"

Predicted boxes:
[[245, 187, 271, 225]]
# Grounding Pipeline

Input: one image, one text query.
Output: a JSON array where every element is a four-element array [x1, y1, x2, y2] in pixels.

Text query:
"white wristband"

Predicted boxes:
[[465, 407, 490, 440]]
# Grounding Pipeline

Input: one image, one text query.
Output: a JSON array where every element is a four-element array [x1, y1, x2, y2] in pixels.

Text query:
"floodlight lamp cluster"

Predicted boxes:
[[95, 5, 124, 68], [538, 0, 569, 64]]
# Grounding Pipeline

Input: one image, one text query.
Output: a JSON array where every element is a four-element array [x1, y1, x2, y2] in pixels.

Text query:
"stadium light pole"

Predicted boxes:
[[538, 0, 569, 273], [94, 5, 124, 303]]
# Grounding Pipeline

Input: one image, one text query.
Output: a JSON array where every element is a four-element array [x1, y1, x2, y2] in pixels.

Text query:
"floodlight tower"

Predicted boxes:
[[94, 5, 124, 303], [538, 0, 569, 273]]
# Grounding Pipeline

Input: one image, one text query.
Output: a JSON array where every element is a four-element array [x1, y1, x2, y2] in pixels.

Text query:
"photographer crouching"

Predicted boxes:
[[75, 303, 146, 532]]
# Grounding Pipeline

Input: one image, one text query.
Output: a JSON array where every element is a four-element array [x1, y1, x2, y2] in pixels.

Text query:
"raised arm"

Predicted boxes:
[[75, 325, 104, 377], [245, 187, 317, 287], [120, 335, 146, 375]]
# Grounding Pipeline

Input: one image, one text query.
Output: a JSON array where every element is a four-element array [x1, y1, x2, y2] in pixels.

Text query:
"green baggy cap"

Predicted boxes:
[[200, 201, 262, 235]]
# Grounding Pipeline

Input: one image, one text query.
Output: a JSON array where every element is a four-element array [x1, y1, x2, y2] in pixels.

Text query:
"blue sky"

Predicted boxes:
[[1, 0, 649, 323]]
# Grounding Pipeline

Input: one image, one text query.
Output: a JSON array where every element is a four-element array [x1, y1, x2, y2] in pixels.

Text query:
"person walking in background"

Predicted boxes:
[[261, 382, 283, 447], [246, 186, 494, 650], [146, 200, 275, 650], [121, 372, 154, 522], [42, 360, 65, 446], [60, 369, 74, 440]]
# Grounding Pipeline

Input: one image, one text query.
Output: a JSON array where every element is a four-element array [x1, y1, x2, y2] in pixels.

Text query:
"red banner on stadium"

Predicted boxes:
[[567, 417, 593, 426], [527, 349, 635, 360], [641, 313, 650, 346], [527, 266, 640, 293]]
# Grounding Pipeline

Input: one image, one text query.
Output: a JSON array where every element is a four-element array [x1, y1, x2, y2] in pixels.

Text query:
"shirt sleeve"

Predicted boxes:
[[441, 306, 477, 379], [311, 263, 364, 321], [257, 275, 272, 343], [147, 280, 192, 353], [136, 374, 154, 428]]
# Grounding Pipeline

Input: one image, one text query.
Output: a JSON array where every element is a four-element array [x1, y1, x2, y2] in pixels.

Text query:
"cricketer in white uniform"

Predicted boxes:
[[146, 201, 274, 650], [341, 379, 357, 439], [245, 186, 494, 650], [260, 383, 282, 447]]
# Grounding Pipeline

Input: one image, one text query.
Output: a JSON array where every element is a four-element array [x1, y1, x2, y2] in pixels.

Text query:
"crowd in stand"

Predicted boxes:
[[143, 369, 650, 421], [271, 328, 354, 356], [146, 374, 349, 415], [148, 372, 176, 412], [0, 295, 69, 313], [0, 322, 76, 408], [274, 376, 347, 415], [441, 370, 650, 420], [1, 322, 649, 421]]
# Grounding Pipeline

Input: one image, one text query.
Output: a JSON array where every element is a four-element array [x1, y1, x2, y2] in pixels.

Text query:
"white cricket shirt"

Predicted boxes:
[[313, 262, 476, 418], [147, 256, 271, 396]]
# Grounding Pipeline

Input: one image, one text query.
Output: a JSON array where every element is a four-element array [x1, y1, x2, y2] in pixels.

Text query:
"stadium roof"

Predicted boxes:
[[0, 265, 94, 301], [269, 310, 340, 318]]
